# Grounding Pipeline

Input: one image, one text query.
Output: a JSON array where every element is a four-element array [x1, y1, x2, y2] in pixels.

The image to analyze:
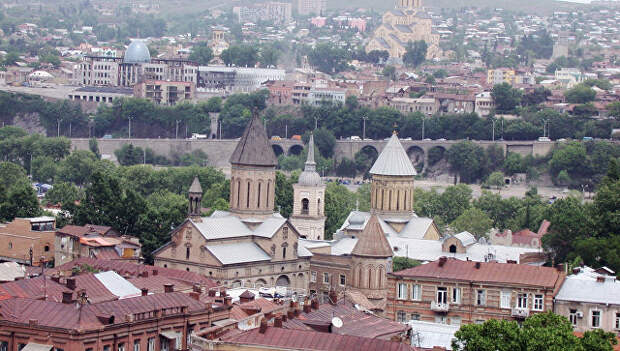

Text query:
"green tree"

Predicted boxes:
[[503, 152, 525, 175], [439, 184, 473, 223], [483, 171, 505, 191], [31, 156, 58, 183], [392, 257, 421, 272], [447, 141, 486, 183], [607, 101, 620, 118], [259, 45, 280, 67], [324, 182, 356, 239], [3, 52, 19, 66], [4, 180, 42, 220], [382, 65, 396, 80], [307, 43, 350, 74], [450, 207, 493, 238], [44, 181, 83, 206], [565, 84, 597, 104], [336, 158, 357, 178], [189, 42, 214, 65], [57, 150, 98, 186], [303, 128, 336, 158], [0, 161, 27, 189], [492, 83, 522, 114], [402, 40, 428, 67], [275, 171, 296, 218], [89, 138, 101, 159], [221, 45, 259, 67]]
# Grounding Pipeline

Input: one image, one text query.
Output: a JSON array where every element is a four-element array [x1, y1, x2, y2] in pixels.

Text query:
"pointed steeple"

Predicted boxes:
[[229, 111, 277, 167], [352, 215, 393, 258], [189, 176, 203, 194], [298, 133, 321, 186], [188, 177, 203, 220], [369, 132, 417, 176]]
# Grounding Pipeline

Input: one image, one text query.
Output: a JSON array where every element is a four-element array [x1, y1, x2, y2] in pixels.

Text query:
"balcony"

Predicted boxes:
[[511, 307, 530, 319], [431, 301, 450, 313]]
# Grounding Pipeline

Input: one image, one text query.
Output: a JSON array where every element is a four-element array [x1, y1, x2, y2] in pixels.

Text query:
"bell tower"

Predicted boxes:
[[188, 177, 203, 222], [290, 133, 326, 240]]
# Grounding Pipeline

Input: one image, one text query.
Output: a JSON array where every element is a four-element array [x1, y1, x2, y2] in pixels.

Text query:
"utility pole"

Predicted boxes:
[[175, 120, 180, 139], [285, 123, 288, 139], [492, 120, 495, 141], [362, 116, 368, 140], [421, 117, 425, 140], [57, 119, 60, 137]]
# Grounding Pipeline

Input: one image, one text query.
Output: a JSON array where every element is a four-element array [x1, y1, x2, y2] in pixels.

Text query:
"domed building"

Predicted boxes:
[[290, 133, 326, 240], [123, 40, 151, 64]]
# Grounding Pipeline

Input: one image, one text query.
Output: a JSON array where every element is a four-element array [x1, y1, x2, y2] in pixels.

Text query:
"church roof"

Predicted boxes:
[[369, 133, 417, 176], [298, 133, 322, 187], [229, 113, 277, 167], [351, 215, 393, 258], [189, 177, 202, 193]]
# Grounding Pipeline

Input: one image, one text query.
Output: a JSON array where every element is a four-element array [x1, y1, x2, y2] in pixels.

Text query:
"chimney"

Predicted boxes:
[[51, 275, 60, 283], [208, 289, 216, 297], [164, 283, 174, 293], [303, 304, 312, 313], [224, 296, 233, 306], [475, 262, 481, 269], [28, 319, 38, 326], [259, 320, 268, 334], [220, 288, 227, 297], [328, 290, 337, 305], [141, 288, 149, 296], [62, 291, 74, 304], [282, 314, 287, 322], [274, 314, 283, 328], [597, 276, 605, 283], [294, 309, 301, 317], [311, 298, 319, 310], [152, 269, 158, 276], [287, 310, 294, 319], [66, 277, 76, 290], [193, 284, 202, 293], [190, 292, 200, 300], [438, 256, 447, 267], [141, 271, 149, 278]]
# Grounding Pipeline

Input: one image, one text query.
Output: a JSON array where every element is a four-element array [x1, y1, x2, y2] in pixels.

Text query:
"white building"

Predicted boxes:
[[197, 66, 285, 93]]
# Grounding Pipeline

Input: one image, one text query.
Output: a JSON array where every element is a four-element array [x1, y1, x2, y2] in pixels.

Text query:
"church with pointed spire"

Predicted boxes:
[[290, 133, 326, 240], [153, 113, 311, 290]]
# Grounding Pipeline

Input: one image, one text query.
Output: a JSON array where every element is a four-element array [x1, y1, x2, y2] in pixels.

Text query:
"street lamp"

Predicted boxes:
[[421, 117, 425, 140], [492, 119, 496, 141], [362, 116, 368, 140], [56, 119, 61, 137], [175, 120, 181, 139]]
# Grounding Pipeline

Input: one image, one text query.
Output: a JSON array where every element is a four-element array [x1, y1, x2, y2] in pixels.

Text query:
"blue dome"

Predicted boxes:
[[124, 40, 151, 64]]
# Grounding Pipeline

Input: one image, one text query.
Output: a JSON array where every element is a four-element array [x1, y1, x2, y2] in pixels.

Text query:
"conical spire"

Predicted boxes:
[[298, 132, 321, 186], [352, 215, 393, 258], [189, 176, 202, 194], [229, 110, 277, 167], [369, 133, 417, 176]]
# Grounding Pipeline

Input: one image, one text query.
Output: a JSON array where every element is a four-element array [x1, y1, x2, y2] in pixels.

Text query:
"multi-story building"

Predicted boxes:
[[197, 67, 285, 93], [0, 217, 56, 266], [554, 68, 596, 88], [388, 97, 439, 115], [55, 224, 141, 266], [366, 0, 441, 59], [297, 0, 326, 16], [233, 2, 292, 24], [153, 114, 311, 290], [487, 68, 515, 86], [307, 86, 346, 105], [67, 86, 133, 104], [475, 92, 495, 117], [386, 257, 565, 326], [134, 80, 195, 105], [554, 266, 620, 333]]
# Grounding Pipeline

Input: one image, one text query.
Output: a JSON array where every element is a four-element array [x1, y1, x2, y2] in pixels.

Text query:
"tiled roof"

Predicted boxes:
[[222, 326, 417, 351], [369, 133, 417, 176], [352, 215, 393, 258], [283, 300, 408, 339], [392, 258, 563, 288], [229, 113, 277, 167]]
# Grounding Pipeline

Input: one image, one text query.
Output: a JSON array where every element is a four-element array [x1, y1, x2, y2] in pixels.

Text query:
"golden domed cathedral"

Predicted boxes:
[[366, 0, 441, 60]]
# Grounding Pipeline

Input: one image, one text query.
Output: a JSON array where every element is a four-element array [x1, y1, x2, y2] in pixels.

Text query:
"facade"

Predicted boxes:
[[387, 258, 565, 326], [67, 86, 133, 104], [388, 97, 439, 115], [487, 68, 515, 86], [290, 134, 326, 240], [153, 114, 311, 290], [297, 0, 326, 16], [233, 2, 292, 24], [209, 26, 230, 57], [554, 266, 620, 333], [366, 0, 440, 59], [54, 224, 141, 266], [474, 92, 495, 117], [489, 220, 549, 249], [0, 217, 56, 266], [307, 87, 346, 105], [197, 67, 285, 93], [134, 80, 195, 105]]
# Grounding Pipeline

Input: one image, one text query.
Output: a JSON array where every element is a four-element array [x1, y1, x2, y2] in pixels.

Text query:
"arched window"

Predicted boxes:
[[282, 247, 286, 259], [44, 245, 50, 252], [449, 244, 457, 253], [186, 247, 191, 259], [257, 183, 262, 208], [236, 180, 241, 207], [317, 198, 321, 215], [267, 181, 271, 208], [367, 266, 373, 289], [381, 189, 385, 210], [246, 181, 251, 208], [302, 198, 309, 214], [396, 191, 400, 210]]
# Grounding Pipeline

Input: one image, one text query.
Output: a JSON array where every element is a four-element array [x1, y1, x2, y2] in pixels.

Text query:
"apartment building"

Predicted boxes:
[[474, 92, 495, 117], [297, 0, 326, 16], [388, 97, 439, 115], [386, 258, 565, 326], [134, 80, 195, 105], [0, 217, 56, 266], [487, 68, 515, 86]]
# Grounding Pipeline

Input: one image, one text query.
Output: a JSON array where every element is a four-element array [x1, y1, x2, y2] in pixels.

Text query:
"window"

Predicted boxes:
[[592, 310, 601, 328], [397, 283, 408, 300], [186, 247, 190, 260], [476, 290, 486, 306], [118, 343, 125, 351], [435, 316, 447, 324], [133, 340, 140, 351], [569, 309, 578, 326], [8, 242, 12, 249], [411, 313, 420, 321], [311, 271, 317, 282], [323, 272, 329, 284], [282, 227, 288, 239], [517, 293, 528, 309], [1, 342, 8, 351], [103, 346, 110, 351], [474, 319, 485, 325], [411, 284, 421, 301], [500, 291, 512, 309], [533, 294, 544, 311], [339, 274, 346, 286], [615, 313, 620, 330], [282, 247, 286, 259], [437, 287, 448, 304], [147, 338, 155, 351], [452, 287, 461, 304], [396, 311, 407, 323]]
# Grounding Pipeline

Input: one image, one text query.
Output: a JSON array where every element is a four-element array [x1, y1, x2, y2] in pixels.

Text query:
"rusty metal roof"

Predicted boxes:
[[392, 258, 564, 288], [222, 326, 417, 351]]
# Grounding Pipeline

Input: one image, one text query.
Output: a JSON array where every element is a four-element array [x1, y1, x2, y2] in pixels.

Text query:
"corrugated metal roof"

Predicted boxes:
[[555, 266, 620, 304], [94, 271, 141, 299], [223, 327, 417, 351], [369, 133, 417, 176], [392, 258, 563, 288], [205, 242, 271, 265], [192, 216, 253, 240], [0, 262, 25, 282]]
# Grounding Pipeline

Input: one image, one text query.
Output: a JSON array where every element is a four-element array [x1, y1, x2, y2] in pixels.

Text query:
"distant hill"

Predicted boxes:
[[328, 0, 586, 14]]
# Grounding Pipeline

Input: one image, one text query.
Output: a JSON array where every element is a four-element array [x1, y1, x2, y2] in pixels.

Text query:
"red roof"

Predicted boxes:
[[57, 225, 114, 238], [392, 258, 564, 288], [283, 300, 408, 339], [93, 247, 121, 259], [222, 326, 417, 351]]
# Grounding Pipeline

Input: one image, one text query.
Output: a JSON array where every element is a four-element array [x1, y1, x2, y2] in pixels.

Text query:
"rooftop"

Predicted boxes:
[[369, 133, 417, 177], [229, 113, 277, 167]]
